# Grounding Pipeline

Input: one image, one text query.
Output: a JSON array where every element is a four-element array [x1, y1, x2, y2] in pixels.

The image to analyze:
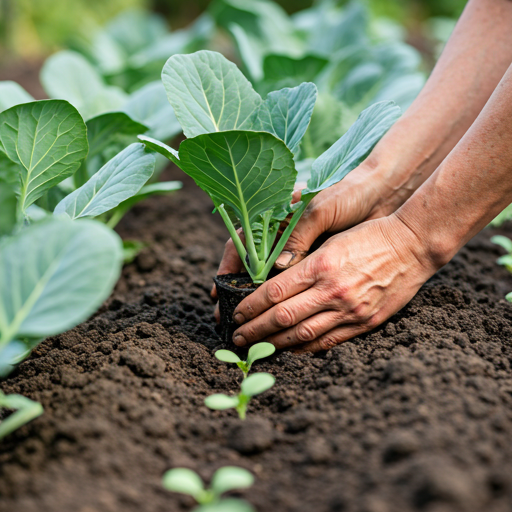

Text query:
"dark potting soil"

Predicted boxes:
[[2, 167, 512, 512]]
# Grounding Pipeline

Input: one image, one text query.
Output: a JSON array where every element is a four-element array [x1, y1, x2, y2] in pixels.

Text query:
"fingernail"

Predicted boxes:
[[275, 251, 294, 268], [233, 334, 246, 346], [233, 312, 245, 324]]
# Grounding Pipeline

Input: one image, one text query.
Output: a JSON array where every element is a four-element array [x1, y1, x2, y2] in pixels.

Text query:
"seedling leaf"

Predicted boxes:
[[54, 143, 155, 219], [0, 393, 44, 440], [0, 100, 88, 213], [241, 372, 275, 397], [196, 498, 255, 512], [205, 394, 240, 410], [162, 50, 261, 138], [491, 235, 512, 254], [303, 100, 401, 195], [162, 468, 205, 498], [247, 342, 275, 368], [215, 350, 242, 364], [211, 467, 254, 495]]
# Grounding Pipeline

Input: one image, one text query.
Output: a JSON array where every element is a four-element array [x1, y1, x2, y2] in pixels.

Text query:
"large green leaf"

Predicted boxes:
[[0, 100, 88, 212], [123, 81, 181, 141], [162, 51, 261, 138], [255, 83, 317, 155], [0, 183, 17, 236], [138, 135, 180, 167], [0, 218, 122, 344], [178, 130, 296, 223], [304, 101, 400, 195], [54, 143, 155, 219], [0, 82, 34, 113]]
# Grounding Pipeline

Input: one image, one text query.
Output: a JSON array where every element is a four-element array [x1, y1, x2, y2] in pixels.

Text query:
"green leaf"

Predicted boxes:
[[491, 235, 512, 254], [211, 467, 254, 495], [255, 83, 317, 155], [196, 498, 255, 512], [0, 218, 122, 343], [162, 51, 261, 138], [304, 101, 401, 195], [0, 183, 17, 236], [215, 349, 242, 363], [247, 342, 275, 368], [138, 135, 180, 167], [123, 81, 181, 141], [0, 393, 44, 440], [0, 100, 88, 212], [162, 468, 204, 498], [178, 131, 296, 225], [0, 341, 28, 377], [241, 372, 275, 397], [205, 394, 240, 410], [54, 143, 155, 219], [0, 151, 20, 191], [0, 81, 34, 113], [506, 292, 512, 303], [122, 240, 147, 264]]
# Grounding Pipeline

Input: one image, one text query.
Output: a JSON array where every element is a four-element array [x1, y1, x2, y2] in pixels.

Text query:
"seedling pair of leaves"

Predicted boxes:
[[141, 50, 401, 283], [205, 342, 275, 419], [163, 466, 254, 512], [491, 235, 512, 302]]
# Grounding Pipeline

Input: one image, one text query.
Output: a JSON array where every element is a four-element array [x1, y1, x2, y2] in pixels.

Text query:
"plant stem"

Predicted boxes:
[[0, 392, 44, 439]]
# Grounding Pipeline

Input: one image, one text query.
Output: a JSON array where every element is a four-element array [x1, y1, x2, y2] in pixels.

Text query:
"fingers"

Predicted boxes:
[[293, 324, 370, 353], [232, 289, 328, 347], [214, 303, 220, 324], [233, 263, 315, 326], [266, 310, 346, 349], [211, 231, 245, 300]]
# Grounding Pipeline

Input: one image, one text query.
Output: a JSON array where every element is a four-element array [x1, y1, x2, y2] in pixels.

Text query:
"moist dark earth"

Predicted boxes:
[[2, 165, 512, 512]]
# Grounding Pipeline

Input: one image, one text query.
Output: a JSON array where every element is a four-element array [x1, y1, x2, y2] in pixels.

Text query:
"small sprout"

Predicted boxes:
[[506, 292, 512, 303], [215, 342, 276, 378], [205, 372, 275, 420], [163, 466, 255, 512]]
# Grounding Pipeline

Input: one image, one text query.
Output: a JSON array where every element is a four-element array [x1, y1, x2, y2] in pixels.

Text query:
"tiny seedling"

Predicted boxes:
[[0, 392, 44, 439], [491, 235, 512, 272], [215, 342, 275, 378], [163, 466, 255, 512], [205, 372, 275, 420]]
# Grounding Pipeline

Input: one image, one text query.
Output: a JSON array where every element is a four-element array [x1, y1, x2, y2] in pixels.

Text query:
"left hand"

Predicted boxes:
[[230, 214, 441, 352]]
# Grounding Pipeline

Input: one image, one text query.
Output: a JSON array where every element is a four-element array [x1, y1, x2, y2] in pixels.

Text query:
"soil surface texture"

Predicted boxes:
[[2, 167, 512, 512]]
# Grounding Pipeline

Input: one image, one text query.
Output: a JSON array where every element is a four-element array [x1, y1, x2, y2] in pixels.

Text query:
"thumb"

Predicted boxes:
[[274, 207, 324, 269]]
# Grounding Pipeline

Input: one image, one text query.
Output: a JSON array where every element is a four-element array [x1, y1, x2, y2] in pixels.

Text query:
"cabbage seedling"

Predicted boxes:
[[215, 342, 275, 379], [140, 50, 401, 283], [491, 235, 512, 272], [163, 466, 255, 512], [205, 372, 275, 420], [0, 392, 43, 439]]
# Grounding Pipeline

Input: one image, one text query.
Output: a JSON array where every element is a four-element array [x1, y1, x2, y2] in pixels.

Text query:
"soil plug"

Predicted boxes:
[[205, 372, 275, 420], [162, 466, 255, 512], [215, 342, 276, 379]]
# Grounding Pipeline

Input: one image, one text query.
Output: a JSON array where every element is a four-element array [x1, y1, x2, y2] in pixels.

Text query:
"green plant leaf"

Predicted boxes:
[[138, 135, 181, 167], [54, 143, 155, 219], [215, 349, 242, 363], [0, 100, 88, 212], [122, 240, 147, 264], [0, 183, 17, 236], [303, 101, 400, 196], [162, 468, 204, 498], [0, 393, 44, 440], [506, 292, 512, 303], [196, 498, 255, 512], [255, 83, 317, 155], [0, 81, 34, 113], [123, 81, 181, 141], [0, 340, 27, 377], [491, 235, 512, 254], [178, 130, 296, 225], [0, 218, 122, 343], [162, 51, 261, 138], [205, 394, 240, 410], [247, 342, 275, 367], [211, 467, 254, 495], [241, 372, 275, 397]]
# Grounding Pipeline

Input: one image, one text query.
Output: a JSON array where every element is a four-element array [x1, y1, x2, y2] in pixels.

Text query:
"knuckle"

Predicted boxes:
[[366, 314, 381, 330], [319, 336, 339, 351], [242, 324, 258, 341], [296, 323, 317, 342], [311, 252, 333, 275], [273, 305, 294, 328], [266, 280, 286, 304], [351, 302, 371, 320], [330, 282, 350, 301]]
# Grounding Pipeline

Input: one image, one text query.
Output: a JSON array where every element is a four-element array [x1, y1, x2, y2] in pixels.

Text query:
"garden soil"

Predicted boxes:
[[2, 167, 512, 512]]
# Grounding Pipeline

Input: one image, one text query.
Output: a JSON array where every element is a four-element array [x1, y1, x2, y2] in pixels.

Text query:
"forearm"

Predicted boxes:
[[396, 63, 512, 268], [365, 0, 512, 213]]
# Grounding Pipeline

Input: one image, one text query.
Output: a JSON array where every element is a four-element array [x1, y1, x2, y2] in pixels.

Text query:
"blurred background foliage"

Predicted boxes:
[[0, 0, 465, 64]]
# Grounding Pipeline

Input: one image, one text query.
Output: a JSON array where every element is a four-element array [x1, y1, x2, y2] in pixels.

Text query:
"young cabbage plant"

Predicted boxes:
[[163, 466, 255, 512], [205, 372, 275, 420], [215, 342, 275, 379], [141, 50, 401, 283]]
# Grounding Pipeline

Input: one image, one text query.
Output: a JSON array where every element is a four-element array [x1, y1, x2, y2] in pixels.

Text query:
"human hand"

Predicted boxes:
[[229, 214, 440, 352]]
